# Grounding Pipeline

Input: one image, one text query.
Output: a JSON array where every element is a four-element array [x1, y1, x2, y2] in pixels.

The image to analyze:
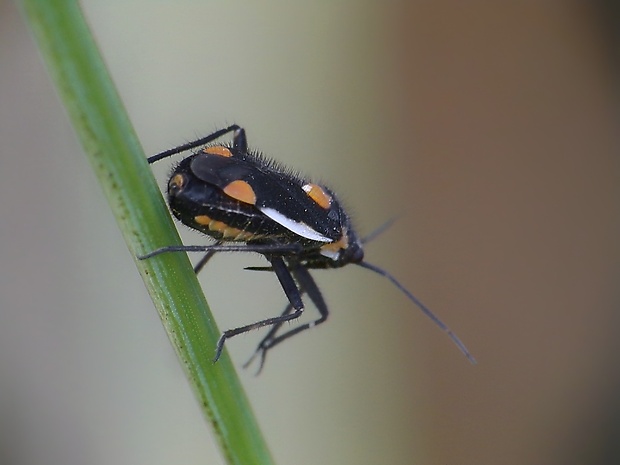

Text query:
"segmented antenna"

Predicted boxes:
[[356, 261, 476, 364]]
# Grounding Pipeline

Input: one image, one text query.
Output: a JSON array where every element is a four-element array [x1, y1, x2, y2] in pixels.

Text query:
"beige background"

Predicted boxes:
[[0, 2, 618, 464]]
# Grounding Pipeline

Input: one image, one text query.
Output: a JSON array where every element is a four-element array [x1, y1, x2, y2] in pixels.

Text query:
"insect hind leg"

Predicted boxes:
[[146, 124, 246, 163]]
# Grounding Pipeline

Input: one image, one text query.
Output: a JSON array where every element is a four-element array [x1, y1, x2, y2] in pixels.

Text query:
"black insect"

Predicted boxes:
[[140, 125, 475, 371]]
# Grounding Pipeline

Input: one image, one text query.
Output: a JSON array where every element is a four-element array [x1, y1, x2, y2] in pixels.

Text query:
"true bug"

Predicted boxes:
[[140, 125, 475, 371]]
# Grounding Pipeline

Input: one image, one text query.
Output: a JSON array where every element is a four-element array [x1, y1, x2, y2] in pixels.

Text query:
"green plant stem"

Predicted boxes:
[[19, 1, 274, 464]]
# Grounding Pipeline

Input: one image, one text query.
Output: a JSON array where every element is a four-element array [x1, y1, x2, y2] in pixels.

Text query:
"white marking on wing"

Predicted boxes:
[[260, 207, 332, 242]]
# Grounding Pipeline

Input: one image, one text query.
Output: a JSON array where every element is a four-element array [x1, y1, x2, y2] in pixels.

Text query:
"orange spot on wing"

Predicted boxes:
[[320, 232, 349, 256], [302, 183, 332, 209], [203, 145, 233, 158], [223, 180, 257, 205]]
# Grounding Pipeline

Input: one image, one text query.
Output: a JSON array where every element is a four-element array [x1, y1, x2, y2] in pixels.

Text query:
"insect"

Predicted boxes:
[[140, 125, 475, 371]]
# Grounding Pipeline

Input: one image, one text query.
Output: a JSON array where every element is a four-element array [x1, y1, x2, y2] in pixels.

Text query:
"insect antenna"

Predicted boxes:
[[361, 216, 399, 244], [356, 261, 477, 364]]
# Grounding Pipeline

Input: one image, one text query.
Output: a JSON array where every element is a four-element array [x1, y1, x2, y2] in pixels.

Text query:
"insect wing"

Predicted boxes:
[[189, 153, 252, 189], [190, 153, 341, 242]]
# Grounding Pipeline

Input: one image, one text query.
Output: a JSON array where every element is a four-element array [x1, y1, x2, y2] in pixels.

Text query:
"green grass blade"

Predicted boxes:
[[19, 1, 274, 464]]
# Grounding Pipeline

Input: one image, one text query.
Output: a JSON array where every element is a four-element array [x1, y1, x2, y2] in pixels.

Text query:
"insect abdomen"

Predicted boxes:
[[168, 161, 294, 243]]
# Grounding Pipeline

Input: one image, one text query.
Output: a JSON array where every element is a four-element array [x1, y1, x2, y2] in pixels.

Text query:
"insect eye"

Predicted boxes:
[[342, 241, 364, 263], [350, 244, 364, 263]]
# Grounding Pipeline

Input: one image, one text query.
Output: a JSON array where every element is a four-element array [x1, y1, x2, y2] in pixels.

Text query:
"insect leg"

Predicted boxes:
[[147, 124, 244, 163], [231, 125, 247, 152], [192, 240, 222, 274], [245, 265, 329, 372], [213, 256, 304, 362], [138, 243, 302, 260], [242, 299, 297, 373]]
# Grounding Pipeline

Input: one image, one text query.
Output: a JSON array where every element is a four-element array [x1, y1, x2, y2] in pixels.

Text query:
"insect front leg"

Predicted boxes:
[[213, 256, 305, 362], [245, 265, 329, 373], [242, 299, 298, 373]]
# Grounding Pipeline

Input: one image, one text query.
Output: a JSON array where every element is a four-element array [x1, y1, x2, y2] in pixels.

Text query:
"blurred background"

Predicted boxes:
[[1, 2, 618, 464]]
